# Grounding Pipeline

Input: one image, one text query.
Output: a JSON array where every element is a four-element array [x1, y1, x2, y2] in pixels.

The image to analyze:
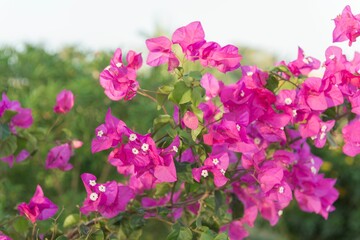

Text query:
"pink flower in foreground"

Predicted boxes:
[[45, 143, 73, 171], [342, 119, 360, 156], [17, 185, 58, 223], [80, 173, 134, 218], [333, 5, 360, 46], [53, 90, 74, 114], [146, 36, 179, 71], [0, 231, 11, 240], [288, 47, 321, 76]]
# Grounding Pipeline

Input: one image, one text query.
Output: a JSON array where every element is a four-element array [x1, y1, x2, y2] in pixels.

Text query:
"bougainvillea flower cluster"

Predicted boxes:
[[17, 185, 58, 223], [53, 89, 74, 114]]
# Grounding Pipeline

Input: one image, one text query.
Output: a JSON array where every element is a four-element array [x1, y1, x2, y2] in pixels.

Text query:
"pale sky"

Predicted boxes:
[[0, 0, 359, 61]]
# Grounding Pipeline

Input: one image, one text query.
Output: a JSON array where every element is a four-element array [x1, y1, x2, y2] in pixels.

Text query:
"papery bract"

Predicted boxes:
[[333, 5, 360, 46], [45, 143, 73, 171], [146, 36, 179, 71], [17, 185, 58, 223], [53, 89, 74, 114]]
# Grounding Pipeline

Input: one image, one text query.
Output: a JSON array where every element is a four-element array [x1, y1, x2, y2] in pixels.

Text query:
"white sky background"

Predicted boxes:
[[0, 0, 359, 62]]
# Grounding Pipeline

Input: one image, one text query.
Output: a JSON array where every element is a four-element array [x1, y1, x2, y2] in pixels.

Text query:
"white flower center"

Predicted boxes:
[[310, 166, 317, 174], [97, 130, 104, 137], [132, 148, 139, 155], [220, 169, 226, 175], [89, 180, 96, 186], [201, 170, 209, 178], [254, 137, 261, 145], [205, 96, 210, 101], [172, 146, 178, 152], [278, 210, 283, 216], [247, 72, 253, 76], [292, 109, 297, 117], [311, 135, 317, 140], [212, 158, 219, 165], [129, 134, 137, 141], [116, 62, 122, 68], [329, 54, 335, 60], [279, 186, 284, 194], [141, 143, 149, 151], [90, 192, 98, 201], [98, 185, 106, 192], [321, 125, 327, 132], [284, 98, 292, 105], [236, 124, 241, 131], [310, 158, 315, 165], [240, 90, 245, 97], [326, 205, 331, 212], [319, 132, 326, 140]]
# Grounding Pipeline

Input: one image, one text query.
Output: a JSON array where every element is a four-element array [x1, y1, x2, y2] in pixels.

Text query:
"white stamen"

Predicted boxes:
[[311, 136, 317, 140], [310, 158, 315, 165], [132, 148, 139, 155], [105, 65, 111, 70], [98, 185, 106, 192], [279, 186, 285, 194], [292, 110, 297, 117], [311, 166, 317, 174], [129, 134, 137, 141], [212, 158, 219, 165], [254, 137, 261, 145], [97, 130, 104, 137], [89, 180, 96, 186], [280, 127, 284, 130], [284, 97, 292, 105], [90, 192, 98, 201], [141, 143, 149, 151], [116, 62, 122, 68], [236, 124, 241, 131], [220, 169, 226, 175], [303, 58, 309, 64], [172, 146, 178, 152], [321, 125, 327, 132], [278, 210, 283, 216], [329, 54, 335, 60], [201, 170, 209, 178], [247, 72, 253, 76], [326, 205, 331, 212], [240, 90, 245, 97], [319, 132, 326, 140], [205, 96, 210, 101]]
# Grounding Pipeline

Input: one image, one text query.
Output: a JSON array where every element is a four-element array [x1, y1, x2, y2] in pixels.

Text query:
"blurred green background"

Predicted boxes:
[[0, 44, 359, 239]]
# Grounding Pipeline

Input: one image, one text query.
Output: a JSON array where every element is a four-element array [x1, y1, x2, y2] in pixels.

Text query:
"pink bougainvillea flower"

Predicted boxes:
[[100, 48, 141, 101], [200, 73, 222, 99], [0, 150, 30, 168], [0, 92, 33, 130], [17, 185, 58, 223], [300, 77, 343, 111], [183, 111, 199, 130], [91, 108, 126, 153], [333, 5, 360, 46], [0, 231, 11, 240], [80, 173, 134, 218], [287, 47, 321, 76], [172, 21, 206, 60], [53, 89, 74, 114], [45, 143, 73, 171], [145, 36, 179, 71], [342, 119, 360, 156]]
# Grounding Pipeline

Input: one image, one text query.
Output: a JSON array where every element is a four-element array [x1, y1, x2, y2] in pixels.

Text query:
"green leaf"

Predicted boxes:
[[128, 229, 143, 240], [91, 229, 104, 240], [265, 75, 279, 92], [230, 193, 244, 220], [156, 93, 168, 110], [214, 233, 229, 240], [199, 228, 216, 240], [176, 162, 194, 183], [155, 183, 171, 197], [214, 190, 224, 216], [0, 123, 11, 140], [63, 214, 80, 228], [0, 135, 17, 158], [79, 223, 90, 236], [188, 71, 202, 80], [159, 85, 174, 94], [153, 115, 173, 131], [273, 65, 292, 76], [13, 217, 30, 234], [191, 87, 205, 106], [168, 81, 192, 105], [191, 125, 203, 142], [0, 110, 17, 123], [167, 223, 193, 240]]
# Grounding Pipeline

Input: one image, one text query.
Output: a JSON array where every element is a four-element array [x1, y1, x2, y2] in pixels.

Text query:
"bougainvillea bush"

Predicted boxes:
[[1, 4, 360, 240]]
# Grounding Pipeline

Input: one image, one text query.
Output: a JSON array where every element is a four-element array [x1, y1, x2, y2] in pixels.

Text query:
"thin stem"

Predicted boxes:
[[32, 223, 37, 240], [137, 90, 168, 115]]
